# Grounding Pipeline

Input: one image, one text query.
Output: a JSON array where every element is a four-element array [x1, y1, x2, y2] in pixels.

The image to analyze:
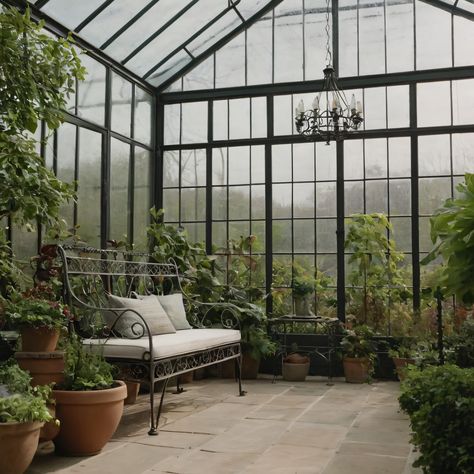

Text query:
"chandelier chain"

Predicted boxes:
[[325, 0, 331, 66]]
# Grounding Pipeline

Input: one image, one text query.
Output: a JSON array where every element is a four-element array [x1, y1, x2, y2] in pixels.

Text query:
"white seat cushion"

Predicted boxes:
[[82, 328, 241, 361]]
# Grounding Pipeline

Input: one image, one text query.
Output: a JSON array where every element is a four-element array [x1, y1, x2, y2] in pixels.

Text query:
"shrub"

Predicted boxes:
[[399, 364, 474, 473]]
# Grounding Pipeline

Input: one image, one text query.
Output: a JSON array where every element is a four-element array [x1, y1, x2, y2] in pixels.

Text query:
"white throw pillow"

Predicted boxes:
[[106, 294, 176, 338], [138, 293, 192, 330]]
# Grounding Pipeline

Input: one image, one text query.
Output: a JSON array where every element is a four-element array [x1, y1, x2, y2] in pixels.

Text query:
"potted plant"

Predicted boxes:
[[292, 274, 316, 316], [340, 325, 377, 383], [1, 285, 70, 352], [388, 339, 417, 381], [282, 344, 310, 381], [52, 336, 127, 456], [0, 360, 55, 474]]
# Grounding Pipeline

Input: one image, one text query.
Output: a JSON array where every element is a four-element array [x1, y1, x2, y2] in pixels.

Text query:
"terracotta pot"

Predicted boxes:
[[21, 326, 59, 352], [14, 351, 65, 387], [392, 357, 415, 381], [39, 405, 60, 442], [343, 357, 371, 383], [124, 381, 141, 405], [53, 381, 127, 456], [0, 421, 44, 474], [220, 355, 260, 379], [282, 354, 310, 381]]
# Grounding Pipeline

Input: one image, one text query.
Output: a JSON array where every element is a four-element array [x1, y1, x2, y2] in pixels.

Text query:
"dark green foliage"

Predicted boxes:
[[340, 325, 377, 361], [62, 336, 116, 391], [399, 365, 474, 474], [446, 319, 474, 368], [423, 174, 474, 305], [0, 359, 53, 423]]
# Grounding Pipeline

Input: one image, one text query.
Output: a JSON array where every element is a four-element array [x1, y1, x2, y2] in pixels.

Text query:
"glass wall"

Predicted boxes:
[[10, 52, 155, 259]]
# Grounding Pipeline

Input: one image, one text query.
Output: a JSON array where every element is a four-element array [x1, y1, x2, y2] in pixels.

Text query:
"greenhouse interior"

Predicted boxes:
[[0, 0, 473, 473]]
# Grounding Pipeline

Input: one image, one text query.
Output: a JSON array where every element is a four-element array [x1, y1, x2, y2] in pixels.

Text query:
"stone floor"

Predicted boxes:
[[27, 376, 420, 474]]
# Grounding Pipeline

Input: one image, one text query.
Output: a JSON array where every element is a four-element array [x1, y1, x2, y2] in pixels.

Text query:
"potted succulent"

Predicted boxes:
[[0, 360, 55, 474], [340, 325, 377, 383], [52, 336, 127, 456], [1, 285, 70, 352]]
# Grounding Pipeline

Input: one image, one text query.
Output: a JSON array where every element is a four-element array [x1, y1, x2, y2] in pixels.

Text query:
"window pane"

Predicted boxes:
[[181, 149, 206, 187], [251, 146, 265, 184], [182, 102, 207, 144], [344, 140, 364, 180], [77, 128, 102, 246], [454, 16, 474, 67], [294, 220, 314, 253], [304, 0, 327, 80], [229, 186, 250, 220], [77, 55, 106, 126], [316, 182, 337, 217], [316, 142, 336, 181], [135, 88, 152, 146], [163, 151, 180, 188], [56, 123, 76, 225], [213, 187, 227, 220], [293, 143, 314, 182], [229, 99, 250, 140], [272, 145, 292, 182], [273, 184, 292, 218], [273, 220, 292, 253], [229, 147, 250, 185], [163, 189, 179, 222], [164, 104, 180, 145], [247, 15, 273, 86], [452, 79, 474, 125], [274, 0, 303, 83], [293, 183, 315, 218], [389, 137, 411, 178], [111, 72, 132, 137], [419, 177, 452, 215], [387, 85, 409, 128], [345, 181, 364, 215], [251, 97, 267, 138], [452, 133, 474, 175], [213, 100, 228, 141], [181, 188, 206, 221], [365, 138, 387, 179], [316, 219, 337, 253], [389, 179, 411, 216], [339, 0, 358, 77], [386, 0, 414, 73], [109, 139, 130, 240], [274, 95, 293, 136], [134, 148, 151, 250], [366, 180, 388, 214], [416, 0, 452, 70], [418, 135, 451, 176], [359, 0, 385, 75], [215, 33, 245, 88], [417, 82, 451, 127]]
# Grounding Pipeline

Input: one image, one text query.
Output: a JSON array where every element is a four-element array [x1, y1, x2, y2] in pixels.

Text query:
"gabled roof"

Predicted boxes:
[[26, 0, 284, 90]]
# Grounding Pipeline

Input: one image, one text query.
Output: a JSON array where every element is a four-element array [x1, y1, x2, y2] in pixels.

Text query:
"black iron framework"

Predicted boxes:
[[58, 245, 245, 435]]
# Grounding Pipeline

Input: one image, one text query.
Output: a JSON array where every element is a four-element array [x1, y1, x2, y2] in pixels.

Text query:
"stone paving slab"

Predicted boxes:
[[27, 377, 415, 474]]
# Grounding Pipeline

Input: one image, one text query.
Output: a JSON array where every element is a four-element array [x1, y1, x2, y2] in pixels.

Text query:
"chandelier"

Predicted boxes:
[[295, 0, 364, 144]]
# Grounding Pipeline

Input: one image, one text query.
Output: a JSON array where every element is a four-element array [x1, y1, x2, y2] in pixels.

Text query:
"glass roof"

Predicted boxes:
[[28, 0, 473, 90], [28, 0, 282, 88]]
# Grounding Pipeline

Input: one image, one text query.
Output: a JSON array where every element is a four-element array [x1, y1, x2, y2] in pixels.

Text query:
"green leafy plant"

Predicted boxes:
[[340, 325, 377, 361], [399, 364, 474, 473], [0, 6, 83, 227], [0, 360, 53, 423], [62, 335, 116, 391], [1, 286, 70, 330], [345, 213, 411, 333], [445, 318, 474, 368], [422, 174, 474, 305]]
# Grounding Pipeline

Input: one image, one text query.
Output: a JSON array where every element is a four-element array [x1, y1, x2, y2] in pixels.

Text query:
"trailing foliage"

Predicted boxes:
[[422, 174, 474, 305], [345, 213, 411, 332], [399, 365, 474, 473], [0, 6, 83, 227], [62, 335, 116, 391], [0, 360, 53, 423]]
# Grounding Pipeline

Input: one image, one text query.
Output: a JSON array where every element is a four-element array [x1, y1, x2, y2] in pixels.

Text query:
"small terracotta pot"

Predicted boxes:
[[53, 381, 127, 456], [282, 354, 310, 382], [392, 357, 415, 381], [14, 351, 65, 387], [241, 354, 260, 380], [343, 357, 371, 383], [39, 405, 60, 442], [21, 326, 60, 352], [124, 381, 141, 405], [0, 421, 44, 474]]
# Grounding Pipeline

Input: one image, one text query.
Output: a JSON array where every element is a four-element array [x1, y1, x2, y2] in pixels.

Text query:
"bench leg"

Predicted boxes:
[[148, 362, 158, 436], [173, 377, 185, 394], [235, 356, 246, 397], [154, 376, 172, 431]]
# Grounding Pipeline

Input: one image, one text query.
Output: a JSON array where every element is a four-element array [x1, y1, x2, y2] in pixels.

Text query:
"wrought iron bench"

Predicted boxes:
[[58, 245, 245, 435]]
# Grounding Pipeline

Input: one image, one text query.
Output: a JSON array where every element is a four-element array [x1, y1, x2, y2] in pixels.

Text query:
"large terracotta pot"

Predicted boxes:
[[343, 357, 371, 383], [53, 381, 127, 456], [0, 421, 44, 474], [14, 351, 65, 387], [282, 353, 310, 381], [21, 326, 59, 352], [392, 357, 415, 381]]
